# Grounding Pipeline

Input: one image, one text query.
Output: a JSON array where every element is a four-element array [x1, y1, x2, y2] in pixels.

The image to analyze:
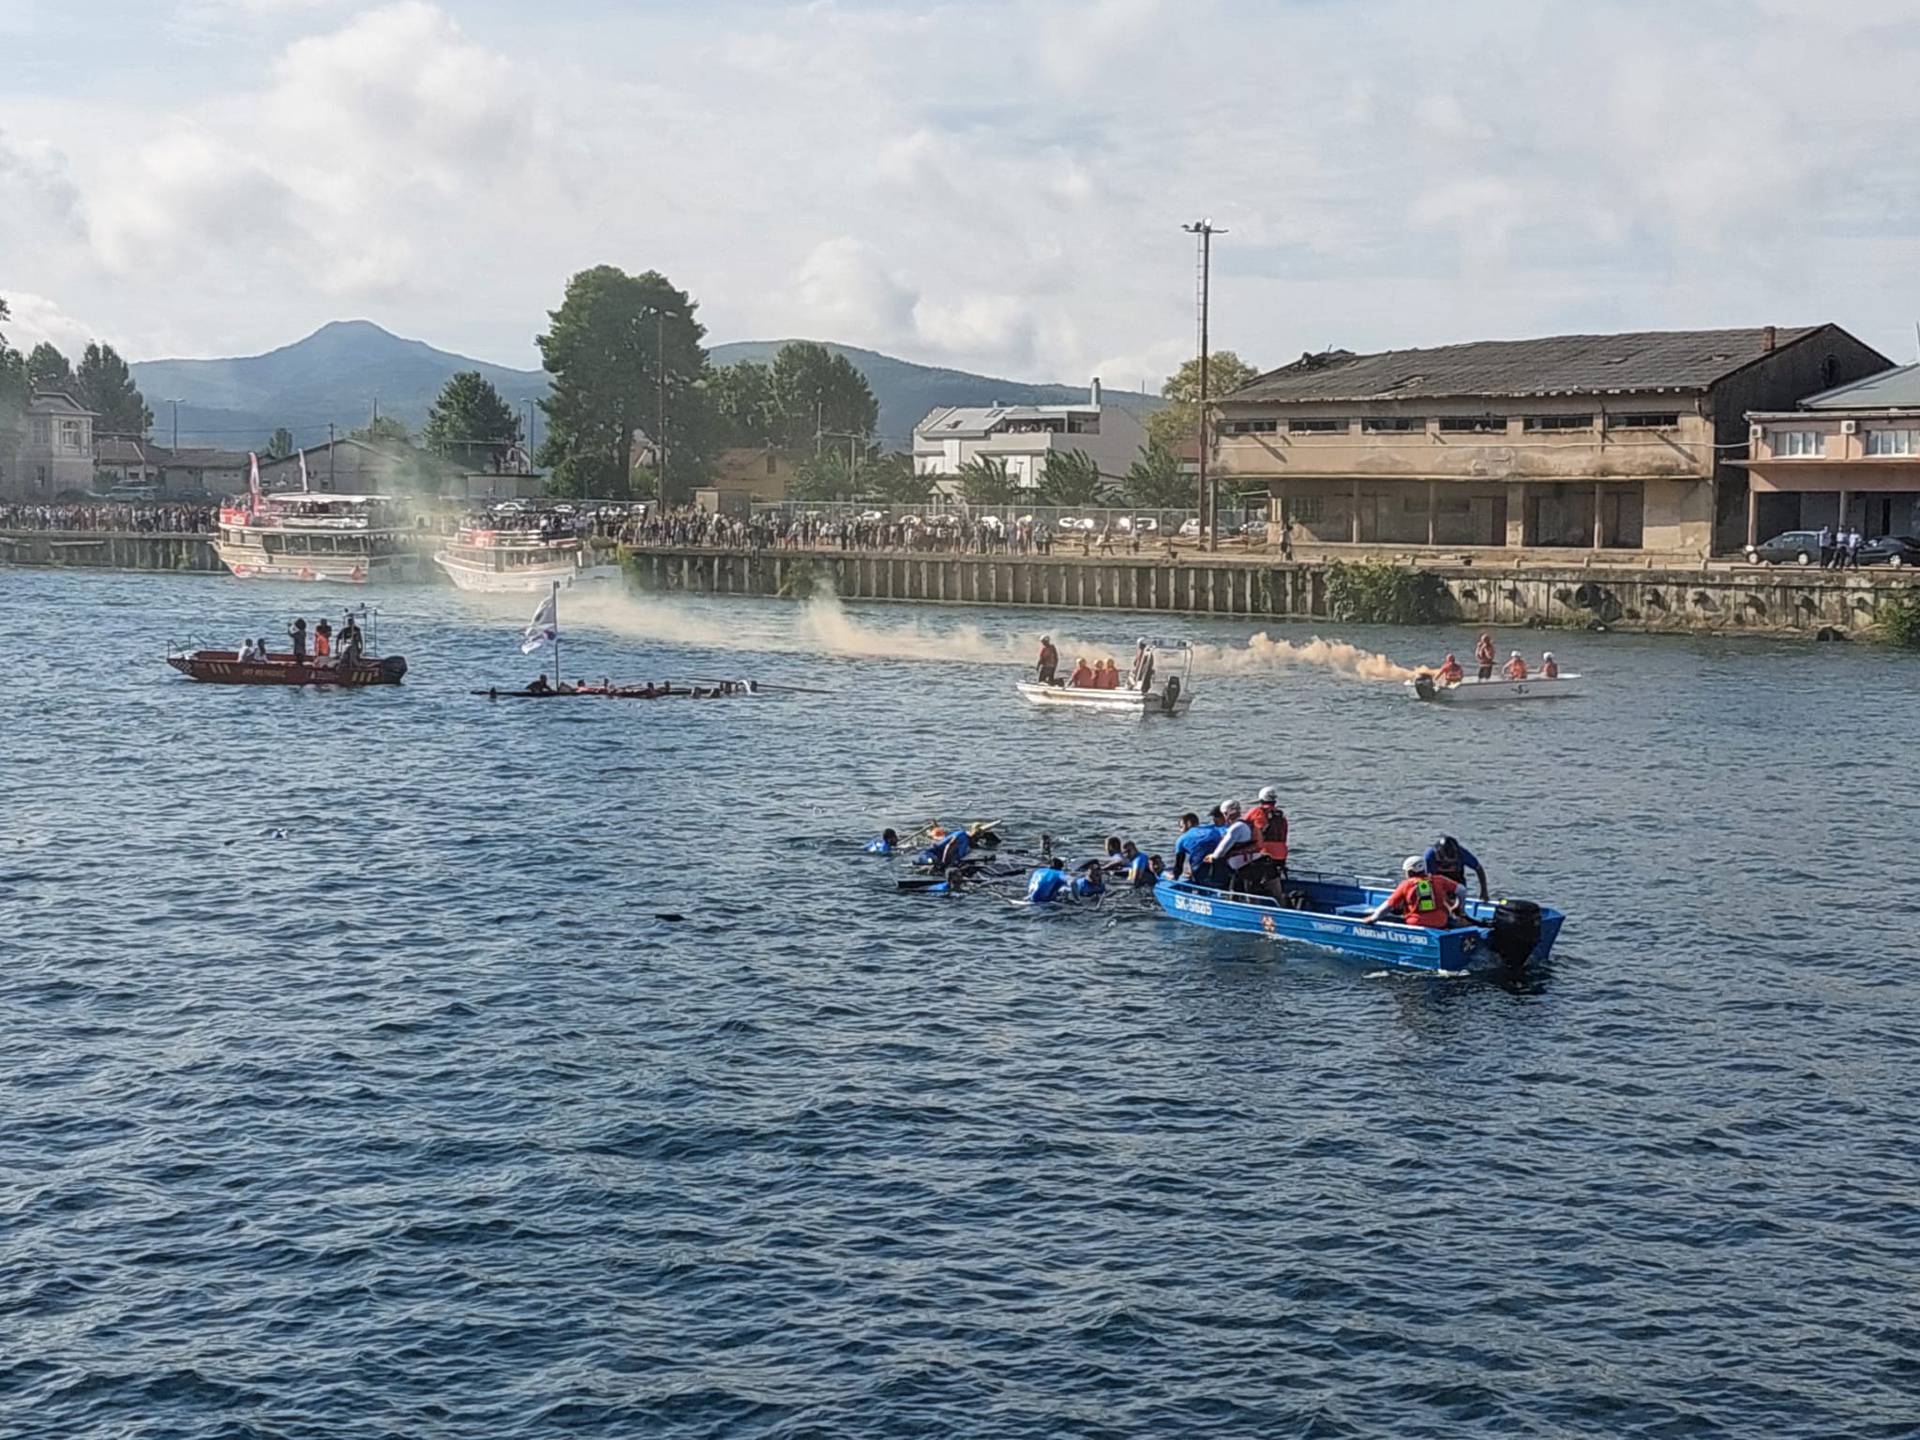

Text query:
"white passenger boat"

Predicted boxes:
[[215, 491, 421, 583], [1409, 671, 1583, 704], [433, 517, 617, 593], [1017, 640, 1195, 715]]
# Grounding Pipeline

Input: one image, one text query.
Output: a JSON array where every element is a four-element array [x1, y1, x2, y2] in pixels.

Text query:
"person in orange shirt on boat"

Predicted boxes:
[[1036, 634, 1059, 684], [1504, 650, 1528, 680], [1364, 855, 1462, 929], [1474, 632, 1496, 680], [1438, 653, 1464, 685], [1541, 651, 1559, 679], [1098, 658, 1121, 689], [1067, 657, 1094, 688], [313, 617, 332, 659]]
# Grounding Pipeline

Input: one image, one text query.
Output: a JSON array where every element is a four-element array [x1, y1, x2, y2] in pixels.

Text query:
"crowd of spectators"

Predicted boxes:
[[616, 507, 1093, 555], [0, 502, 219, 533]]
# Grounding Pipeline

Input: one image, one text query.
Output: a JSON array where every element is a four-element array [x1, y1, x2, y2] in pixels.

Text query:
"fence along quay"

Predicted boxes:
[[1, 527, 1911, 637], [621, 544, 1917, 638]]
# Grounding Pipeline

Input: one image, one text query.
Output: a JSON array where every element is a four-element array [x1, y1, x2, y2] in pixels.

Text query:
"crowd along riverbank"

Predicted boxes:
[[6, 527, 1918, 638]]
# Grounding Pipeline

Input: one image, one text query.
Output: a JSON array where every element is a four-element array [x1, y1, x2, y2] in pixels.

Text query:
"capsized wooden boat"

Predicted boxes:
[[1153, 871, 1563, 972], [1408, 672, 1583, 704], [167, 649, 406, 686], [473, 680, 760, 700]]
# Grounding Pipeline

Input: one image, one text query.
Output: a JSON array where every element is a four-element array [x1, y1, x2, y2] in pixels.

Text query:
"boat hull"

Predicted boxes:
[[167, 651, 407, 686], [1152, 874, 1563, 972], [434, 553, 620, 593], [1017, 681, 1194, 715], [215, 546, 421, 584], [1409, 674, 1583, 704]]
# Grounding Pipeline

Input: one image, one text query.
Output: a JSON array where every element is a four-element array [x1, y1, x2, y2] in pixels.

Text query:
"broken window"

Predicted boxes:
[[1523, 415, 1593, 432], [1362, 417, 1419, 433], [1287, 418, 1347, 433], [1438, 415, 1507, 433]]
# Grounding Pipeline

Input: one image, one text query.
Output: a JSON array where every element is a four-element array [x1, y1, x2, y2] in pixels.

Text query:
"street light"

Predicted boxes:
[[1182, 220, 1225, 553]]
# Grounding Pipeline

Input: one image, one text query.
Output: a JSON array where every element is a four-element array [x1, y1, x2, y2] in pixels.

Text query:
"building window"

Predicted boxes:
[[1362, 416, 1419, 433], [1438, 415, 1507, 433], [1611, 413, 1680, 429], [1287, 418, 1347, 434], [1225, 420, 1278, 435], [32, 418, 50, 445], [1774, 430, 1825, 458], [1523, 415, 1593, 432], [1865, 428, 1920, 456], [59, 419, 83, 450], [765, 452, 778, 476], [1290, 497, 1324, 523]]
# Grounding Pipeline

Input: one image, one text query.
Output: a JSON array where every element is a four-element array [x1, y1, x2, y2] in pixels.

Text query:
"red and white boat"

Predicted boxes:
[[433, 513, 617, 593], [214, 453, 421, 583]]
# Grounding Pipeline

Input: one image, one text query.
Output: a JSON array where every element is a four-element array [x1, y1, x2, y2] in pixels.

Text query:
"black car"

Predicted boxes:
[[1857, 535, 1920, 567], [1744, 529, 1825, 566]]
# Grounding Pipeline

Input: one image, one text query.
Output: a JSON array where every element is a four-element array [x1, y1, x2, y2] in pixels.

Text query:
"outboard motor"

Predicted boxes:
[[1412, 672, 1437, 701], [1489, 900, 1543, 968], [1161, 676, 1181, 714]]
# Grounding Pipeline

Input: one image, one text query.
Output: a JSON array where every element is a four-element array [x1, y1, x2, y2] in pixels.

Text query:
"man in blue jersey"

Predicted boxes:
[[863, 828, 901, 855], [1026, 859, 1072, 904], [1423, 836, 1489, 901], [1171, 810, 1228, 886], [1114, 841, 1154, 888], [926, 827, 972, 872], [1071, 861, 1106, 899]]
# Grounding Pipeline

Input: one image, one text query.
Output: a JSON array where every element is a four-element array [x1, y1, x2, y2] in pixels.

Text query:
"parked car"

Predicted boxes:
[[1056, 516, 1097, 532], [857, 510, 885, 523], [1236, 519, 1268, 539], [1177, 517, 1202, 538], [1858, 535, 1920, 567], [1745, 530, 1826, 566], [1116, 516, 1159, 534]]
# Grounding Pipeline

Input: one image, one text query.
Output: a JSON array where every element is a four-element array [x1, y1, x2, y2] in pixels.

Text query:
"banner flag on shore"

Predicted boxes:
[[247, 452, 262, 511], [521, 590, 557, 653], [298, 450, 311, 492]]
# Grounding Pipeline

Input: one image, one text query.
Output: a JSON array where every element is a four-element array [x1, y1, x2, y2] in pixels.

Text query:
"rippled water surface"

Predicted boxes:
[[4, 568, 1918, 1438]]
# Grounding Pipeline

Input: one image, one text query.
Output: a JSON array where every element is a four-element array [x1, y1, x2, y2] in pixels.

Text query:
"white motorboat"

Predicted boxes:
[[1017, 640, 1195, 715], [434, 518, 618, 593], [1409, 671, 1583, 704], [216, 491, 422, 583]]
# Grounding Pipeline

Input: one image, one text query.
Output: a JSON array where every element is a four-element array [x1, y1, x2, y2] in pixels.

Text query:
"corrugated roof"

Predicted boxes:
[[1225, 326, 1825, 405], [1800, 362, 1920, 410], [914, 401, 1094, 441]]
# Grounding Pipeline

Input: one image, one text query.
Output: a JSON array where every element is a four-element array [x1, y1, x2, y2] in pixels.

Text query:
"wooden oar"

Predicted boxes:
[[686, 676, 834, 695]]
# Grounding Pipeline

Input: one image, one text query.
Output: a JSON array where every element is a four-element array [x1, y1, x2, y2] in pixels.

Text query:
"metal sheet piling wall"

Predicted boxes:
[[616, 545, 1917, 638]]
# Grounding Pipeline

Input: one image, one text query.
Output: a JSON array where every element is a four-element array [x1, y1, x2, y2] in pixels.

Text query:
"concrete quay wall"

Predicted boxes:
[[622, 546, 1917, 638], [0, 529, 222, 573]]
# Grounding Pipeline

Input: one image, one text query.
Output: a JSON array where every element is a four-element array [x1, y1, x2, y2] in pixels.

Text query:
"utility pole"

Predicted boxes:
[[329, 421, 336, 489], [1183, 219, 1225, 552], [656, 311, 668, 499], [169, 398, 180, 452]]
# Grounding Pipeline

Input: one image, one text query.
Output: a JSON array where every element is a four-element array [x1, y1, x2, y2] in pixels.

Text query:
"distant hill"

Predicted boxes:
[[708, 340, 1160, 446], [132, 321, 1160, 451], [129, 320, 547, 451]]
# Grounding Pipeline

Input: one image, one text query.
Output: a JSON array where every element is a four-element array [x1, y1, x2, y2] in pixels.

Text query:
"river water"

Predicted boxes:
[[3, 567, 1916, 1438]]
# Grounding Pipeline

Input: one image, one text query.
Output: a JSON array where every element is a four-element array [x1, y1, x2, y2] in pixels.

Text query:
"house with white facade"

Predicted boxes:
[[0, 390, 97, 500], [912, 381, 1147, 493]]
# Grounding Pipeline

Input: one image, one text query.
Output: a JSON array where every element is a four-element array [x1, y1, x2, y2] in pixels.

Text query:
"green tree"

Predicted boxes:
[[709, 360, 780, 448], [1122, 443, 1191, 508], [266, 427, 296, 459], [1144, 350, 1259, 455], [351, 415, 412, 446], [74, 342, 152, 436], [536, 264, 711, 502], [0, 299, 25, 422], [769, 342, 878, 453], [1037, 448, 1106, 506], [957, 455, 1014, 506], [424, 371, 524, 471], [863, 451, 930, 504], [791, 449, 859, 501], [26, 341, 71, 390]]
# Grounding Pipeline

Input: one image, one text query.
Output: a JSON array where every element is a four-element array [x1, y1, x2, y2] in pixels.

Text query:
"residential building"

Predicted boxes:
[[94, 435, 167, 490], [1743, 365, 1920, 542], [0, 390, 97, 501], [1216, 326, 1886, 559], [94, 437, 251, 496], [912, 381, 1147, 494], [713, 446, 795, 503]]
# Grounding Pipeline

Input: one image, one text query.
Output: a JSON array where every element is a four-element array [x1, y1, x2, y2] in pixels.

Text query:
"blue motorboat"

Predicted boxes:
[[1153, 871, 1564, 972]]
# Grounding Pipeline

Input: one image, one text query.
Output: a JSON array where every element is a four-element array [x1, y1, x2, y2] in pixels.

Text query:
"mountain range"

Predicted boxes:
[[128, 321, 1159, 452]]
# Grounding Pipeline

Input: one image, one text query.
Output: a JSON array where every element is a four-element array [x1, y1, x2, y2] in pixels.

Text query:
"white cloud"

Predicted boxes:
[[3, 291, 97, 355]]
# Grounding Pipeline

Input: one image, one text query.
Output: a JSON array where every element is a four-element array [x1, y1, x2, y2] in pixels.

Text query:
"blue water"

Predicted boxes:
[[3, 568, 1918, 1438]]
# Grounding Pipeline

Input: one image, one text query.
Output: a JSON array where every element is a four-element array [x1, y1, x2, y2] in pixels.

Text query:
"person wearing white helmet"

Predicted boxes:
[[1541, 651, 1559, 680], [1036, 633, 1059, 685], [1363, 853, 1462, 928], [1204, 799, 1283, 900], [1239, 785, 1290, 890], [1128, 636, 1155, 693], [1503, 649, 1529, 680]]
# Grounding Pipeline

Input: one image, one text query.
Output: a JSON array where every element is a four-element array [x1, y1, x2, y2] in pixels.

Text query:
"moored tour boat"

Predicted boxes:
[[1409, 672, 1583, 704], [1153, 871, 1563, 972], [216, 489, 421, 584], [434, 514, 617, 593]]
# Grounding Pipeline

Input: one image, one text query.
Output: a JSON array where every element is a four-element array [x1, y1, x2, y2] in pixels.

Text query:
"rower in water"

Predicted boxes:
[[1117, 841, 1153, 888], [1072, 861, 1106, 898], [864, 828, 902, 855], [1026, 858, 1072, 903]]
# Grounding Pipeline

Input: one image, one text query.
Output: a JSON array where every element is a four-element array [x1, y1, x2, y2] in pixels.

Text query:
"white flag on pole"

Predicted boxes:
[[298, 449, 311, 492], [521, 590, 557, 653]]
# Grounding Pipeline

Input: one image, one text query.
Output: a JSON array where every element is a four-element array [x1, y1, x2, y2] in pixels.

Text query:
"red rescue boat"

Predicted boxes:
[[167, 649, 406, 686]]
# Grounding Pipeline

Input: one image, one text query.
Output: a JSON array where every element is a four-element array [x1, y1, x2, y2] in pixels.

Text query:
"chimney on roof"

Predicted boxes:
[[1089, 377, 1102, 408], [1763, 325, 1778, 352]]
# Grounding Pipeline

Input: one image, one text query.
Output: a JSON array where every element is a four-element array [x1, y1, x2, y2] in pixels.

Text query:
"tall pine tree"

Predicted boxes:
[[424, 371, 523, 472], [75, 342, 153, 437]]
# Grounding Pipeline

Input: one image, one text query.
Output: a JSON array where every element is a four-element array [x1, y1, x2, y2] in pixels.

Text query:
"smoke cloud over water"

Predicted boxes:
[[541, 586, 1416, 683]]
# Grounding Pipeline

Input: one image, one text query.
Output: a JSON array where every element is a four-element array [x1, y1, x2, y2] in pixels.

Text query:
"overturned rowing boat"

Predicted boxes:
[[474, 680, 760, 700], [1154, 871, 1563, 972]]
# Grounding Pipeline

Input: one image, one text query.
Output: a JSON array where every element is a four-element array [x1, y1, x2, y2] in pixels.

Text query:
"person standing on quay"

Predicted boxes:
[[1474, 632, 1496, 681], [1846, 526, 1863, 570], [1817, 523, 1834, 568]]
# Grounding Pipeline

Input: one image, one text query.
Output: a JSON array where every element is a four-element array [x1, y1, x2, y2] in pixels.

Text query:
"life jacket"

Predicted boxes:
[[1505, 658, 1528, 679], [1242, 802, 1289, 862], [1402, 875, 1451, 928]]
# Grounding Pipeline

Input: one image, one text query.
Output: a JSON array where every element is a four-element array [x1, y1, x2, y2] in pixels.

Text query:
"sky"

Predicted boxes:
[[2, 0, 1918, 386]]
